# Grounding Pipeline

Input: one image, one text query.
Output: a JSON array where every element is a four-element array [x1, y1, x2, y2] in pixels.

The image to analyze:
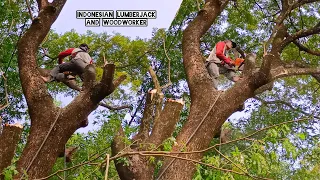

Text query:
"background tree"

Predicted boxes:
[[1, 0, 320, 179]]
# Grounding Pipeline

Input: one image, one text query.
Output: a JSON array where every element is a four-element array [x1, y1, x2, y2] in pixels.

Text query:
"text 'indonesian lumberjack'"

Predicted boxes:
[[76, 10, 157, 27]]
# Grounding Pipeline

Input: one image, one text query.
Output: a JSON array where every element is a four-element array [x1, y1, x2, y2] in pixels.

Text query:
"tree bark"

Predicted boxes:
[[155, 0, 272, 179], [148, 99, 184, 146], [0, 123, 23, 178], [113, 98, 184, 180], [15, 1, 126, 178]]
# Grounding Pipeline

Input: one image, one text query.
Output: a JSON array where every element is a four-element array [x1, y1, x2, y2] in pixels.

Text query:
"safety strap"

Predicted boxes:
[[70, 50, 86, 59]]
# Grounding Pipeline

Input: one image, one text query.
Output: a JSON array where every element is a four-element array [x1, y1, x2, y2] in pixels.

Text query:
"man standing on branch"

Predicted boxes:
[[205, 40, 242, 89], [41, 43, 93, 83]]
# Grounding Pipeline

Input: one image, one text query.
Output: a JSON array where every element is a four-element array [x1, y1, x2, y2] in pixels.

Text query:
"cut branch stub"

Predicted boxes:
[[101, 63, 115, 88], [148, 66, 161, 90], [91, 64, 117, 103], [148, 98, 184, 146], [242, 53, 257, 77], [0, 123, 23, 174], [82, 64, 97, 91], [133, 91, 153, 142]]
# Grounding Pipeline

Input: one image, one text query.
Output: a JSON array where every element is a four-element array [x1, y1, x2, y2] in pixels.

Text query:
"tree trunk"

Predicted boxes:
[[15, 1, 126, 178], [156, 1, 270, 179], [0, 123, 23, 179], [112, 89, 184, 180]]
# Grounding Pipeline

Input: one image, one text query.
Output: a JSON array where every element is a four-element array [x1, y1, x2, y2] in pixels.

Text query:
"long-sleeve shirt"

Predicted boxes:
[[58, 48, 75, 64], [58, 48, 93, 64], [215, 41, 232, 64], [206, 41, 233, 65]]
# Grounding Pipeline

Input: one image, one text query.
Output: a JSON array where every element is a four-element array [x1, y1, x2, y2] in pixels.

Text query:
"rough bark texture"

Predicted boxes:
[[133, 91, 153, 142], [15, 1, 126, 178], [156, 0, 320, 179], [148, 99, 184, 146], [112, 96, 184, 180], [13, 0, 320, 179], [0, 124, 23, 178]]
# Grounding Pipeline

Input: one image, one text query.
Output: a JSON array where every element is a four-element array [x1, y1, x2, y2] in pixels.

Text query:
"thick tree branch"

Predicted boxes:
[[133, 92, 153, 142], [254, 96, 320, 119], [112, 74, 127, 89], [0, 124, 23, 174], [292, 0, 319, 9], [100, 64, 115, 90], [284, 61, 320, 83], [182, 0, 229, 95], [111, 126, 134, 180], [99, 102, 130, 111], [293, 40, 320, 56], [265, 0, 293, 50], [148, 99, 184, 146], [36, 0, 49, 10], [271, 67, 320, 80], [18, 0, 67, 114], [148, 66, 161, 91], [82, 64, 97, 91], [242, 53, 257, 77], [281, 21, 320, 51]]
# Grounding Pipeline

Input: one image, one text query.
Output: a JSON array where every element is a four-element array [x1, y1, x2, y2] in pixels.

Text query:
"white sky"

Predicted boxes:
[[52, 0, 182, 39], [51, 0, 182, 133]]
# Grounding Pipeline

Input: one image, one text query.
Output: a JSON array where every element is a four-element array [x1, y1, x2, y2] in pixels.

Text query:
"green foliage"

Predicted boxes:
[[2, 164, 18, 180], [1, 0, 320, 179]]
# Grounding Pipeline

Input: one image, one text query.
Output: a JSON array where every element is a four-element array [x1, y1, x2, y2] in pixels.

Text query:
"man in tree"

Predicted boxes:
[[41, 43, 93, 83], [205, 40, 242, 89]]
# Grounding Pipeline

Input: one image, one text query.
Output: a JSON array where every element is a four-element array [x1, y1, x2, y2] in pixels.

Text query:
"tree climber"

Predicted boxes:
[[41, 43, 93, 83], [205, 40, 243, 90]]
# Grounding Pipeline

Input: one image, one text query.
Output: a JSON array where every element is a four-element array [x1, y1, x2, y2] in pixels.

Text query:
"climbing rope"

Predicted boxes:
[[20, 109, 62, 180], [156, 90, 223, 180]]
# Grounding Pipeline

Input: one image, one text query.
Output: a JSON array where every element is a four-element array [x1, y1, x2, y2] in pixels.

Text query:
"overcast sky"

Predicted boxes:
[[51, 0, 182, 133]]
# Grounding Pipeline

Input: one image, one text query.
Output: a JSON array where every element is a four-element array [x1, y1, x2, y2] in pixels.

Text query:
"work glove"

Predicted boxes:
[[227, 61, 235, 67]]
